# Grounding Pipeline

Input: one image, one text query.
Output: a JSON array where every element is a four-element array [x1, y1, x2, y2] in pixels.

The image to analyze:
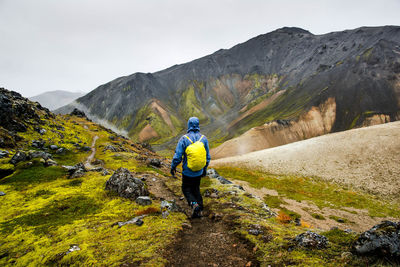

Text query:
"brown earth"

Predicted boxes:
[[150, 100, 175, 130], [138, 124, 159, 142], [212, 97, 336, 159], [211, 121, 400, 197]]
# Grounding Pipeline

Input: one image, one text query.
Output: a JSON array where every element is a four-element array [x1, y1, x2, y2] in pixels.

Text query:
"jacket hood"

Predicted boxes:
[[187, 117, 200, 132]]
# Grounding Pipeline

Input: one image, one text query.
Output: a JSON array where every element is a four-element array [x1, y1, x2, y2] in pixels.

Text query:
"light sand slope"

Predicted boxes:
[[211, 121, 400, 196]]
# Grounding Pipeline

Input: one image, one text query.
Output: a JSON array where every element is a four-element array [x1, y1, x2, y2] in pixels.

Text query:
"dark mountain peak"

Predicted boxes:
[[273, 27, 312, 35]]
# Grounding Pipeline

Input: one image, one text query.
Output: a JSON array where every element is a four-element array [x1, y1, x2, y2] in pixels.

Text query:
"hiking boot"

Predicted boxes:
[[191, 202, 202, 218]]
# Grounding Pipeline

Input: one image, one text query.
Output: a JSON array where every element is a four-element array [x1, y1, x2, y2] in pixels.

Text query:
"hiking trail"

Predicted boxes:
[[145, 173, 259, 266], [84, 135, 98, 170]]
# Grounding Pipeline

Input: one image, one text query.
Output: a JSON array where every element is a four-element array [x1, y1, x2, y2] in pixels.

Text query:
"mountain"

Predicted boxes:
[[56, 26, 400, 154], [30, 90, 84, 111]]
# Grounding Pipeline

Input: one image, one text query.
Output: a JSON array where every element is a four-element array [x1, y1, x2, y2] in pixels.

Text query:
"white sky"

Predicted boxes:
[[1, 0, 399, 97]]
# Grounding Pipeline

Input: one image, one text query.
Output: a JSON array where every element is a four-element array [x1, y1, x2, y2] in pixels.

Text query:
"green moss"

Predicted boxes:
[[1, 195, 101, 234], [329, 215, 349, 223], [0, 164, 67, 190], [66, 179, 83, 187], [263, 195, 285, 208], [311, 213, 325, 220], [349, 114, 360, 129], [180, 86, 207, 123], [280, 207, 301, 220], [34, 189, 56, 198], [362, 47, 373, 59]]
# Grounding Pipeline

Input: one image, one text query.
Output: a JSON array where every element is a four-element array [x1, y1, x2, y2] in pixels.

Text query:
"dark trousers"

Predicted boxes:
[[182, 174, 203, 210]]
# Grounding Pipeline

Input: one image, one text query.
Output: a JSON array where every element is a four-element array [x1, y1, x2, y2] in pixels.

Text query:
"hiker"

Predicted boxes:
[[170, 117, 211, 218]]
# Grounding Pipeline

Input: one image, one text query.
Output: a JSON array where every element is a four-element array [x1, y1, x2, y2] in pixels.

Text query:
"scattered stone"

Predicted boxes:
[[55, 147, 66, 154], [44, 159, 57, 167], [353, 220, 400, 257], [293, 231, 328, 249], [182, 222, 192, 230], [147, 158, 162, 168], [179, 196, 185, 201], [49, 145, 58, 150], [102, 170, 110, 176], [295, 218, 301, 226], [136, 196, 152, 206], [341, 251, 353, 260], [203, 188, 220, 198], [0, 191, 5, 196], [115, 215, 145, 227], [161, 200, 180, 218], [105, 168, 149, 200], [0, 150, 9, 158], [91, 167, 104, 172], [39, 129, 46, 135], [248, 224, 265, 236], [29, 150, 52, 161], [152, 178, 157, 182], [9, 151, 27, 165], [63, 162, 87, 178], [261, 203, 277, 217], [344, 229, 355, 234], [233, 185, 245, 191], [206, 168, 220, 179], [217, 176, 233, 184], [70, 108, 86, 118], [31, 140, 45, 149], [81, 146, 91, 152], [103, 144, 126, 152], [66, 245, 80, 255]]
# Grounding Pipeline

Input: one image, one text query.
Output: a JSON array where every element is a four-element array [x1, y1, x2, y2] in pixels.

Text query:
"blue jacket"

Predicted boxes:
[[171, 117, 211, 177]]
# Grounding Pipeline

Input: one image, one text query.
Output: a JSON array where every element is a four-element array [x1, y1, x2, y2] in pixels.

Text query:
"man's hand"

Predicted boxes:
[[170, 168, 176, 177]]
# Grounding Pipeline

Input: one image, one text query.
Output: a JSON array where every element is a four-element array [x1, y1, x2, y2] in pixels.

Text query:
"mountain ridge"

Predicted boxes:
[[56, 25, 400, 154]]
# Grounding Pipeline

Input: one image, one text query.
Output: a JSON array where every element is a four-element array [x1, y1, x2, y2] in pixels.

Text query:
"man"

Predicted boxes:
[[171, 117, 211, 218]]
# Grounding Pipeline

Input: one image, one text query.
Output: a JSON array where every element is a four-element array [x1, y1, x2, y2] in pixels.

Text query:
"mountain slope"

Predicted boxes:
[[57, 26, 400, 152], [30, 90, 84, 111], [211, 121, 400, 197], [2, 88, 399, 266]]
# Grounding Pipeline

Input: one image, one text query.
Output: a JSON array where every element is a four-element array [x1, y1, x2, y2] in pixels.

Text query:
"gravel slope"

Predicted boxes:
[[211, 121, 400, 196]]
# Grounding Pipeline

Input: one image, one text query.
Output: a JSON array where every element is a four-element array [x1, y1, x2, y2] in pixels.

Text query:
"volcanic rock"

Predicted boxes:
[[105, 168, 149, 200]]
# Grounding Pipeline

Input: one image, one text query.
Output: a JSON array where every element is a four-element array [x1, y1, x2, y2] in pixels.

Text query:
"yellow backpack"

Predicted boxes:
[[184, 135, 207, 171]]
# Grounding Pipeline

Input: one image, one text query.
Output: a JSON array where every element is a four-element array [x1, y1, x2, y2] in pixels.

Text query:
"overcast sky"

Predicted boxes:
[[1, 0, 400, 97]]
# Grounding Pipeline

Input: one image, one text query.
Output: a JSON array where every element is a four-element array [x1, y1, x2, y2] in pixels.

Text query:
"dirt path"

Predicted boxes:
[[144, 174, 258, 266], [165, 215, 257, 267], [84, 135, 98, 170]]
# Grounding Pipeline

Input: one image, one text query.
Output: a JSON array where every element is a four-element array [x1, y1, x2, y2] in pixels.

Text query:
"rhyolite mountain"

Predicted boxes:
[[56, 26, 400, 155], [29, 90, 84, 111]]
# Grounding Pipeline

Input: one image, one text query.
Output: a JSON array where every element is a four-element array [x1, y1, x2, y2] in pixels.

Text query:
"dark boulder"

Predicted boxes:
[[0, 150, 9, 158], [29, 151, 52, 161], [353, 220, 400, 258], [32, 139, 45, 149], [81, 146, 91, 152], [70, 108, 87, 118], [63, 163, 87, 178], [147, 158, 162, 168], [50, 145, 58, 150], [136, 196, 152, 206], [9, 151, 27, 165], [105, 168, 149, 200], [293, 231, 328, 249]]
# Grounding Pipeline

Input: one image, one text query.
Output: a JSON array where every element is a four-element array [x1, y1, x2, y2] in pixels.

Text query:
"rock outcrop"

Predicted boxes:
[[354, 220, 400, 258], [105, 168, 149, 200]]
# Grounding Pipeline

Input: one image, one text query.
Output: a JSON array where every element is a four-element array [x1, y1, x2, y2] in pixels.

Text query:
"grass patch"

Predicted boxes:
[[311, 213, 325, 220], [0, 164, 67, 190], [1, 195, 101, 235], [264, 195, 285, 208], [34, 189, 56, 198], [329, 215, 350, 223], [66, 179, 83, 187], [215, 166, 400, 218]]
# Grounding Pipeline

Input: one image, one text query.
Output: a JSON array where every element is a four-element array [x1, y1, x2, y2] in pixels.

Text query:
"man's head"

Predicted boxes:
[[187, 117, 200, 132]]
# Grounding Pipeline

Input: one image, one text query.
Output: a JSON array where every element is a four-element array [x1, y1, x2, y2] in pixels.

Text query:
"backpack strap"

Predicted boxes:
[[198, 135, 204, 142], [184, 135, 193, 144]]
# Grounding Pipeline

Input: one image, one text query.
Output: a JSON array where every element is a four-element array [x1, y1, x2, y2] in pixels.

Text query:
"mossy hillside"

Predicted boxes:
[[0, 114, 187, 266], [164, 174, 364, 266], [179, 86, 208, 123], [215, 167, 400, 218]]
